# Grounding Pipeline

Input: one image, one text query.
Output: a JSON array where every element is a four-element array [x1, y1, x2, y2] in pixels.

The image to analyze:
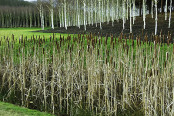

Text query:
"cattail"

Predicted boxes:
[[115, 36, 117, 45], [164, 61, 167, 67], [78, 50, 81, 56], [8, 41, 9, 48], [173, 43, 174, 54], [43, 48, 45, 54], [111, 36, 113, 44], [113, 61, 116, 68], [19, 47, 20, 53], [33, 46, 35, 52], [87, 45, 90, 52], [105, 57, 108, 64], [105, 36, 108, 46], [166, 52, 169, 60], [132, 40, 134, 48], [163, 35, 165, 43], [53, 33, 55, 41], [110, 57, 113, 64], [50, 36, 52, 42]]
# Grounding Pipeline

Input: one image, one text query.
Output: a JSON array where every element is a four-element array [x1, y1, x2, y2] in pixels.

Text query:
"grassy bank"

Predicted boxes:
[[0, 101, 54, 116], [0, 28, 71, 40]]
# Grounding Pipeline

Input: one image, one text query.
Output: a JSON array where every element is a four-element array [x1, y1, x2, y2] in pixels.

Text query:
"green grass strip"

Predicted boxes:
[[0, 101, 54, 116]]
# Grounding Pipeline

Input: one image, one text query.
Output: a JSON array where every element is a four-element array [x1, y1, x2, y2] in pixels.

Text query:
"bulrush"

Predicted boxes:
[[0, 32, 173, 116], [173, 42, 174, 54]]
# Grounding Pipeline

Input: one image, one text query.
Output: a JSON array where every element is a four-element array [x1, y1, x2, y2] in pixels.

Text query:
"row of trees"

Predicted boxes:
[[0, 5, 59, 28], [0, 0, 173, 32], [51, 0, 173, 34]]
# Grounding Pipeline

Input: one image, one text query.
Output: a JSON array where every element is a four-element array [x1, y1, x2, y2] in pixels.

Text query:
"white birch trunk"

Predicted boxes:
[[151, 0, 154, 19], [169, 0, 172, 28], [111, 0, 114, 27], [99, 0, 102, 29], [91, 0, 94, 26], [116, 0, 119, 20], [143, 0, 146, 29], [107, 0, 109, 24], [51, 8, 54, 29], [133, 0, 135, 24], [126, 0, 129, 20], [64, 0, 67, 30], [59, 8, 62, 27], [84, 0, 86, 30], [165, 0, 168, 20], [123, 0, 125, 30], [77, 0, 80, 28], [40, 4, 44, 30], [62, 5, 64, 27], [155, 0, 158, 35], [102, 0, 104, 23], [95, 0, 97, 27], [130, 0, 132, 33]]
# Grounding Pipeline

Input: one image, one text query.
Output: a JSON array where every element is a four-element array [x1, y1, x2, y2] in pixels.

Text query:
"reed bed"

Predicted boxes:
[[0, 33, 174, 116]]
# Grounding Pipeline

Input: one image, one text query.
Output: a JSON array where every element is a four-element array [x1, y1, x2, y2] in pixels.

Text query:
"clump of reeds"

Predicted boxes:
[[0, 33, 173, 116]]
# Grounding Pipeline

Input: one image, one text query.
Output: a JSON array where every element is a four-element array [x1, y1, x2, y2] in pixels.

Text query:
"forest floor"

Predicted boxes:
[[40, 13, 174, 41]]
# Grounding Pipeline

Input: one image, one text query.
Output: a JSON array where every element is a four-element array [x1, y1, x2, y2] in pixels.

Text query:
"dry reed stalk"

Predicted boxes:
[[0, 33, 174, 116]]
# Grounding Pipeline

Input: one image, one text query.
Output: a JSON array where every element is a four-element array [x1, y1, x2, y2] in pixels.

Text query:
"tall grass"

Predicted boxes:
[[0, 33, 173, 115]]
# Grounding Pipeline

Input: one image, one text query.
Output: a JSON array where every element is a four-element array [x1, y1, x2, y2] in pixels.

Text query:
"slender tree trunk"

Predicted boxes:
[[133, 0, 135, 24], [168, 0, 172, 28], [143, 0, 146, 29], [155, 0, 158, 35], [130, 0, 132, 33], [50, 0, 54, 29], [40, 4, 44, 30], [161, 0, 164, 14], [165, 0, 168, 20], [64, 0, 67, 30], [123, 0, 125, 30], [139, 1, 142, 17], [99, 0, 102, 29], [151, 0, 154, 18]]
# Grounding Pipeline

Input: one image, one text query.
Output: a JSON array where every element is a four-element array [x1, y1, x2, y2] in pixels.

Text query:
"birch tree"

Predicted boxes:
[[155, 0, 158, 35], [165, 0, 167, 20], [133, 0, 135, 24], [151, 0, 154, 18], [130, 0, 132, 33], [143, 0, 146, 29], [37, 0, 45, 30], [168, 0, 172, 28], [49, 0, 54, 29], [122, 0, 126, 30], [83, 0, 86, 30]]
